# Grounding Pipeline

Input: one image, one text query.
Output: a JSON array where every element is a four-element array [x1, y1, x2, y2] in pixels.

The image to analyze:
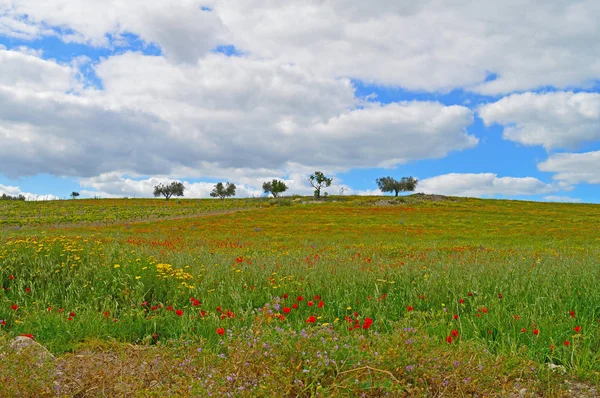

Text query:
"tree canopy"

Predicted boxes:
[[375, 176, 418, 196], [210, 182, 236, 200], [153, 181, 185, 200], [262, 179, 288, 198], [309, 171, 332, 198]]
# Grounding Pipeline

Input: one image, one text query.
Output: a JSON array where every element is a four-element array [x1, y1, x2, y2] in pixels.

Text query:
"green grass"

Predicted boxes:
[[0, 195, 599, 396]]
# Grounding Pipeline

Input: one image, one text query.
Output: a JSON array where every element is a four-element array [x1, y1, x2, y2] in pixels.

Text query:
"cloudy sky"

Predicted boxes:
[[0, 0, 599, 202]]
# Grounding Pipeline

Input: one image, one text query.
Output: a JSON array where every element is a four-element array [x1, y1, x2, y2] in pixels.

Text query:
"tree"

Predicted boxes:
[[375, 176, 418, 196], [153, 181, 185, 200], [309, 171, 332, 198], [262, 179, 288, 198], [210, 182, 236, 200], [70, 191, 80, 199]]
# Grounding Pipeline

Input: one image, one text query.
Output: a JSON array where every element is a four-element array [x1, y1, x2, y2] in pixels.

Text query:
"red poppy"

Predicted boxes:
[[25, 287, 31, 293], [216, 306, 222, 312], [0, 320, 5, 326], [514, 315, 521, 320], [283, 307, 291, 314], [19, 334, 34, 340], [103, 311, 110, 319], [283, 294, 288, 299], [564, 340, 570, 346], [278, 315, 285, 321], [468, 292, 473, 297], [216, 327, 225, 335], [166, 306, 173, 311], [481, 307, 488, 314], [200, 310, 206, 317], [453, 314, 459, 320], [235, 256, 243, 263], [190, 298, 200, 307], [407, 305, 414, 312], [152, 333, 158, 339], [10, 304, 18, 310], [533, 329, 539, 335], [296, 296, 304, 302], [459, 299, 465, 304], [292, 303, 298, 309], [47, 307, 53, 311], [69, 312, 76, 317], [520, 328, 526, 333], [306, 315, 317, 323], [497, 293, 503, 299], [446, 335, 453, 344], [307, 301, 314, 307], [354, 311, 359, 317], [151, 306, 158, 311], [317, 301, 324, 308], [8, 275, 14, 280], [570, 310, 576, 318], [574, 325, 581, 333], [227, 309, 235, 318], [314, 295, 321, 300], [175, 309, 184, 316], [67, 316, 73, 321], [451, 329, 459, 338], [362, 317, 373, 329]]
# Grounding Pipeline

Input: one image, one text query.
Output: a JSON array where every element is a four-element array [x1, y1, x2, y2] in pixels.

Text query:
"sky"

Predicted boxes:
[[0, 1, 599, 202]]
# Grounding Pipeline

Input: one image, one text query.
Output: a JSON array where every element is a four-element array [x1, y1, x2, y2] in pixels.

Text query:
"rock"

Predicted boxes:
[[9, 336, 55, 362]]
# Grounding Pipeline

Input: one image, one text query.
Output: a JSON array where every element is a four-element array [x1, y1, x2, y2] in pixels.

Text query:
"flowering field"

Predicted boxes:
[[1, 196, 599, 396]]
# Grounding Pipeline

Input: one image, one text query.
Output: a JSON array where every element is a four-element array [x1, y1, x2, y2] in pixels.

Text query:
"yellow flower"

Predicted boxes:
[[135, 276, 141, 279], [114, 264, 120, 268]]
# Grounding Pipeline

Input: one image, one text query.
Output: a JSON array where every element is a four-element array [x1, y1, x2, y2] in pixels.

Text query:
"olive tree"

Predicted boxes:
[[309, 171, 332, 198], [262, 179, 288, 198], [375, 176, 418, 196], [210, 182, 236, 200], [153, 181, 185, 200]]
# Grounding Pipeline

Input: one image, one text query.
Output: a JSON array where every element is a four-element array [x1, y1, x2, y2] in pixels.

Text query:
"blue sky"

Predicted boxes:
[[0, 1, 599, 202]]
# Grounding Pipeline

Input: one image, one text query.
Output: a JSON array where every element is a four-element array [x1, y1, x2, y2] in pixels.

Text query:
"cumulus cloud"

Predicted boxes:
[[0, 49, 477, 180], [2, 1, 599, 92], [417, 173, 568, 197], [0, 183, 58, 200], [543, 195, 582, 203], [538, 151, 600, 184], [479, 92, 600, 149]]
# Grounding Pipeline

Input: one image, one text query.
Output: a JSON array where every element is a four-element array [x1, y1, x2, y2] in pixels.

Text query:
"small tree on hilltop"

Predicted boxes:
[[262, 179, 288, 198], [70, 191, 80, 199], [153, 181, 185, 201], [376, 176, 418, 196], [309, 171, 332, 198], [210, 182, 236, 200]]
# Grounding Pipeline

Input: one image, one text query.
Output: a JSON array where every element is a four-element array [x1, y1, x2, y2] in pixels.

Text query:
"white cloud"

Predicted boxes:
[[0, 49, 477, 180], [538, 151, 600, 184], [2, 1, 599, 92], [479, 92, 600, 149], [543, 195, 582, 203], [417, 173, 567, 197], [0, 183, 58, 200]]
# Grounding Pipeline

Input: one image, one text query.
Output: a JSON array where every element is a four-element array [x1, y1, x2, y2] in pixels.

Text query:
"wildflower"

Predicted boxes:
[[451, 329, 459, 338], [318, 301, 324, 308], [8, 275, 14, 280], [407, 305, 414, 312], [533, 329, 539, 335], [278, 314, 285, 321], [283, 307, 291, 314], [216, 327, 225, 335], [19, 334, 34, 340], [446, 335, 453, 344], [58, 308, 64, 313], [226, 309, 235, 318], [103, 311, 110, 319], [283, 294, 288, 299], [166, 306, 173, 311], [67, 316, 73, 321], [570, 310, 576, 318], [306, 316, 317, 323], [292, 303, 298, 309], [307, 301, 314, 307], [152, 333, 158, 339], [216, 306, 222, 312], [200, 310, 206, 317], [25, 287, 31, 293], [497, 293, 503, 299], [10, 304, 18, 310], [0, 320, 5, 326], [459, 299, 465, 304], [453, 314, 459, 320], [564, 340, 570, 346], [175, 309, 184, 316], [141, 301, 148, 307], [574, 325, 581, 333], [468, 292, 473, 297], [363, 317, 373, 329], [47, 307, 52, 311], [235, 256, 243, 263], [151, 306, 158, 311], [314, 295, 321, 300], [296, 296, 304, 302]]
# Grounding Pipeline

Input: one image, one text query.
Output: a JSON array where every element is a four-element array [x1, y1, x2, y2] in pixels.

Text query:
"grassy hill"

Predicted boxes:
[[1, 196, 599, 396]]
